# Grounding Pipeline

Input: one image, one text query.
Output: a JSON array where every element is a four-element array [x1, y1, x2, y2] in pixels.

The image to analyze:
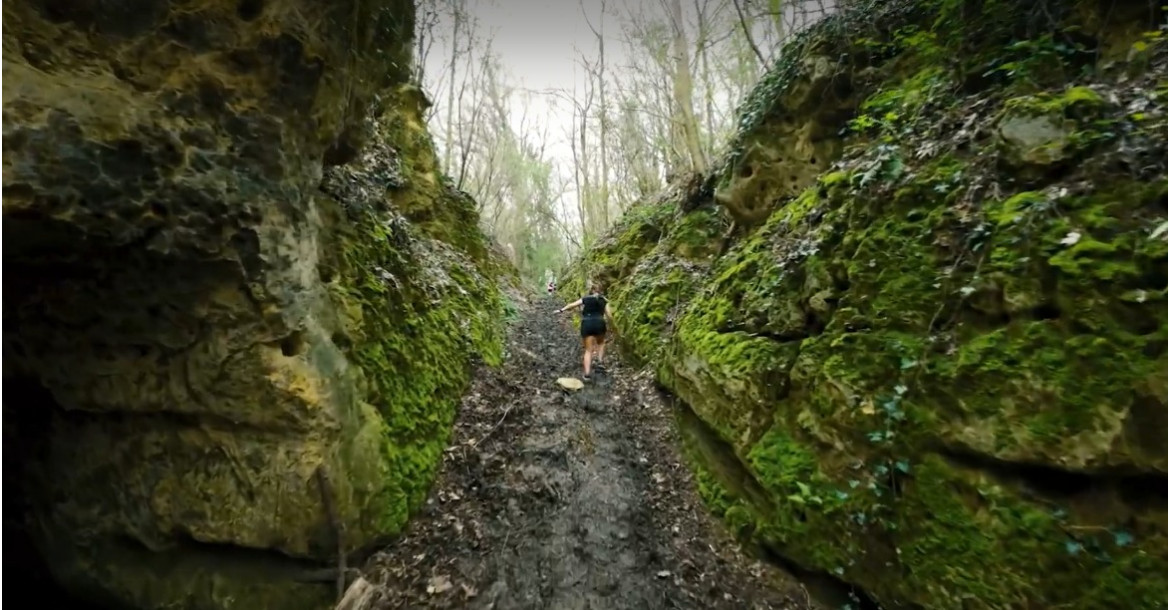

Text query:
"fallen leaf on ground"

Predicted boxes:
[[426, 575, 453, 594]]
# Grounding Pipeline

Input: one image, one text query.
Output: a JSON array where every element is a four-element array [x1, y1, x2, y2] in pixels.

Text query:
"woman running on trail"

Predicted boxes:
[[555, 282, 614, 380]]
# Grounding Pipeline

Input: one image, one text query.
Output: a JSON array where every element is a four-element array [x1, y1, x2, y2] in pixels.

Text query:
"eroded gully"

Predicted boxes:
[[356, 296, 821, 610]]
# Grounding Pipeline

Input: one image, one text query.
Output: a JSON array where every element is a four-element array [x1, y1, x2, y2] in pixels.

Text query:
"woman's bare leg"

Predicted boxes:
[[582, 336, 596, 377], [596, 334, 607, 365]]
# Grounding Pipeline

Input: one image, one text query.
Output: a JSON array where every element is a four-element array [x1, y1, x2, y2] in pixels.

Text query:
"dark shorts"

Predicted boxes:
[[580, 317, 606, 338]]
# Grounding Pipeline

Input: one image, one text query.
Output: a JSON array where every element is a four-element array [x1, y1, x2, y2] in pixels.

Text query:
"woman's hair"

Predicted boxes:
[[589, 281, 603, 293]]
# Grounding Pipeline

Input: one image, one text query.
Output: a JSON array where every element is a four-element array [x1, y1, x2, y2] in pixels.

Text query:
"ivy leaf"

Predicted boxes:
[[849, 480, 861, 489], [895, 460, 911, 474], [787, 494, 807, 505], [868, 431, 885, 442], [796, 482, 812, 496], [1113, 530, 1134, 547], [899, 357, 918, 370], [894, 384, 908, 395], [1065, 540, 1083, 555]]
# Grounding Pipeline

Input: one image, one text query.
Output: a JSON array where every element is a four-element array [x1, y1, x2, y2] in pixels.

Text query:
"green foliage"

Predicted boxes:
[[336, 190, 504, 535], [983, 34, 1091, 90], [850, 67, 952, 138]]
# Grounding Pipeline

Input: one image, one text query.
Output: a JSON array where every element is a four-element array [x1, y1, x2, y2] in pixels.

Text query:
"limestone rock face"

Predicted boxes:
[[574, 0, 1168, 608], [2, 1, 502, 609]]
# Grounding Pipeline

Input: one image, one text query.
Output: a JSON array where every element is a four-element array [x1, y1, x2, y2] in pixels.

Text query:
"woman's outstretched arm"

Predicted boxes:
[[556, 299, 583, 314]]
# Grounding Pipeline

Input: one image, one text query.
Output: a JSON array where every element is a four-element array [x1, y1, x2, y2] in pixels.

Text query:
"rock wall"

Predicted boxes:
[[2, 1, 503, 608], [571, 0, 1168, 607]]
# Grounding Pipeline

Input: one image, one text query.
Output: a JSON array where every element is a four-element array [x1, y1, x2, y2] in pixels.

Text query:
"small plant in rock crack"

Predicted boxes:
[[851, 343, 919, 531], [1052, 505, 1142, 566], [851, 144, 906, 189]]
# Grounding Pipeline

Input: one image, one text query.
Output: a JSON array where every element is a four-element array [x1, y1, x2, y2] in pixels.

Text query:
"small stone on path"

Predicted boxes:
[[556, 377, 584, 391]]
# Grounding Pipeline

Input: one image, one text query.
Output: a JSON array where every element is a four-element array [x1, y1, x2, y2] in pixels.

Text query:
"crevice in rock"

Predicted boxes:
[[113, 532, 344, 583], [668, 389, 888, 610], [2, 376, 109, 609], [236, 0, 264, 21], [934, 444, 1168, 509], [55, 401, 315, 436], [279, 330, 308, 357], [717, 325, 810, 344], [669, 392, 774, 515], [755, 544, 887, 610]]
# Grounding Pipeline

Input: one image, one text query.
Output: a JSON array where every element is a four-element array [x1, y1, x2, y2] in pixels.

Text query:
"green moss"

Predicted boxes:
[[379, 87, 490, 263], [819, 170, 851, 188], [1005, 85, 1105, 115], [563, 199, 677, 297], [612, 263, 697, 365], [744, 426, 818, 501], [898, 456, 1167, 609], [664, 321, 798, 445], [336, 187, 503, 536], [851, 66, 952, 135], [664, 207, 726, 259], [926, 322, 1154, 458]]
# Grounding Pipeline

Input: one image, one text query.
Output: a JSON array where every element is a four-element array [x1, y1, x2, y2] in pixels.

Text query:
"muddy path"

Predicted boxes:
[[358, 297, 818, 610]]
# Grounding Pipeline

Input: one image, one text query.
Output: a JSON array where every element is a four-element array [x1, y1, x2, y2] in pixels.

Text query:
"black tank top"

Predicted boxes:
[[581, 294, 607, 318]]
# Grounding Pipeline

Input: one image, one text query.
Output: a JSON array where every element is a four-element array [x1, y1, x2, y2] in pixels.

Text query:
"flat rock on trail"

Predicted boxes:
[[359, 298, 817, 610]]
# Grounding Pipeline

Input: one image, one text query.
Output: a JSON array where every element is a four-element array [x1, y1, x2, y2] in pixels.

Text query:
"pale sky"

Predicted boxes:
[[417, 0, 834, 245], [421, 0, 632, 177]]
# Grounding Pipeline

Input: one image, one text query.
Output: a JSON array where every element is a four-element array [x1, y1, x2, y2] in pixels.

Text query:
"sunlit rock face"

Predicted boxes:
[[2, 1, 503, 608], [569, 0, 1168, 607]]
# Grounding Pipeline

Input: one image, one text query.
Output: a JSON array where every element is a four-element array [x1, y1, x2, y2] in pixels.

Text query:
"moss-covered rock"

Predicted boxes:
[[2, 1, 503, 608], [577, 0, 1168, 607]]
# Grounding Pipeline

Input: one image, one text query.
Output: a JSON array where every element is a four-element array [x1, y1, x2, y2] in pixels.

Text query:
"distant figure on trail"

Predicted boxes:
[[555, 282, 614, 381], [547, 279, 556, 296]]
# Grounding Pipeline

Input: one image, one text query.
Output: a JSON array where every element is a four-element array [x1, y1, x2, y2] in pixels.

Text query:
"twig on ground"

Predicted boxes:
[[471, 403, 515, 448]]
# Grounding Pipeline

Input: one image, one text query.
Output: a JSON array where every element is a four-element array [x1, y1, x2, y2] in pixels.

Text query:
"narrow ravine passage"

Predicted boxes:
[[356, 296, 816, 609]]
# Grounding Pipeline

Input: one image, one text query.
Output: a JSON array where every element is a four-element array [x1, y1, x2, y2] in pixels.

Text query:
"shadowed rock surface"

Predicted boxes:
[[3, 1, 505, 608]]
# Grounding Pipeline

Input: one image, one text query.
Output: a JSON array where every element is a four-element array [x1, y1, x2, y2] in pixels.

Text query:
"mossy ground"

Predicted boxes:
[[573, 0, 1168, 607]]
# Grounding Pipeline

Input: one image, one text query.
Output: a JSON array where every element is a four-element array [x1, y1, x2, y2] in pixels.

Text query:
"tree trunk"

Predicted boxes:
[[666, 0, 707, 172], [443, 0, 463, 171]]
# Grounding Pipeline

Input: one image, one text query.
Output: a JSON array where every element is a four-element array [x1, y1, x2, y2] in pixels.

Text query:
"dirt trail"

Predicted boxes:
[[360, 297, 817, 610]]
